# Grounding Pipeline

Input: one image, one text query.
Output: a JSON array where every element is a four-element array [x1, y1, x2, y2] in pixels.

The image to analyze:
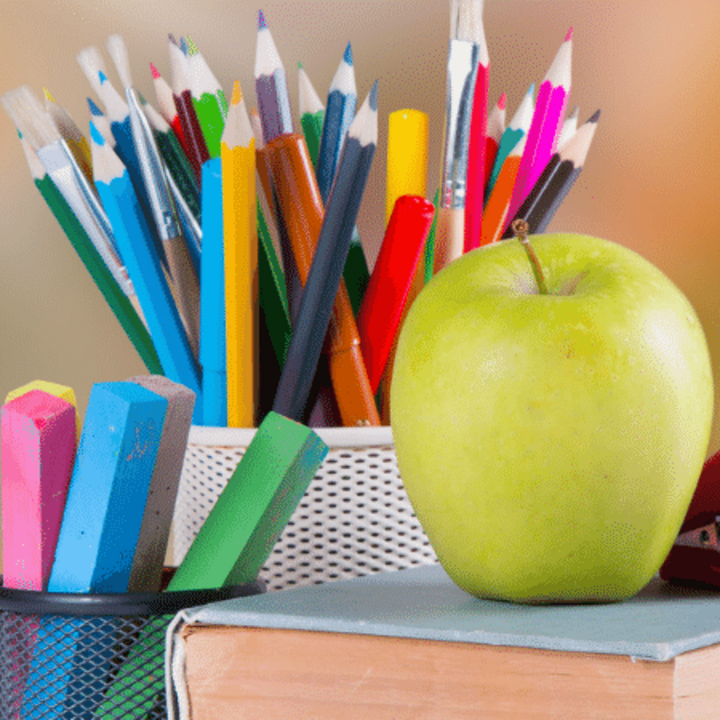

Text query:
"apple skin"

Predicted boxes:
[[391, 233, 714, 604]]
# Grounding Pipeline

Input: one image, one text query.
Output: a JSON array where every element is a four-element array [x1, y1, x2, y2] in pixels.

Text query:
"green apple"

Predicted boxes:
[[391, 232, 714, 604]]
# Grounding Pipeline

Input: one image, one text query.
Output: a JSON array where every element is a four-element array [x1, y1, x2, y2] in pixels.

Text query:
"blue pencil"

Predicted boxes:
[[199, 157, 227, 426], [89, 122, 203, 418], [316, 42, 357, 202]]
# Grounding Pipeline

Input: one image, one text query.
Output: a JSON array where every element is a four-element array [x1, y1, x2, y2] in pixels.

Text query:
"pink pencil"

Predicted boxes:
[[1, 390, 77, 590], [503, 28, 572, 234], [463, 16, 490, 253]]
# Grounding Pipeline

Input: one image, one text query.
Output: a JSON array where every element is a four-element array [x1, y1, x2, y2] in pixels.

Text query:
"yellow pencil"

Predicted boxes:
[[380, 108, 429, 423], [222, 81, 258, 427]]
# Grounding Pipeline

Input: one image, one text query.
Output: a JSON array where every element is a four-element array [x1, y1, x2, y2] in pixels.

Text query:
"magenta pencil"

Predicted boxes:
[[503, 28, 572, 234], [463, 17, 490, 253]]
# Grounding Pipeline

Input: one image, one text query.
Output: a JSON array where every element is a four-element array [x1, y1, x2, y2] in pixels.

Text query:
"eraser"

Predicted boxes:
[[1, 389, 77, 590], [168, 411, 328, 591], [47, 381, 168, 593], [125, 375, 196, 592]]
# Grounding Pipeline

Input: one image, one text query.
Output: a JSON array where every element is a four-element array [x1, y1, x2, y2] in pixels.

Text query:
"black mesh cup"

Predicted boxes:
[[0, 569, 263, 719]]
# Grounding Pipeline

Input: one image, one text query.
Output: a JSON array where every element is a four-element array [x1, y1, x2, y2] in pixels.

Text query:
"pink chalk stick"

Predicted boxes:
[[1, 390, 77, 590]]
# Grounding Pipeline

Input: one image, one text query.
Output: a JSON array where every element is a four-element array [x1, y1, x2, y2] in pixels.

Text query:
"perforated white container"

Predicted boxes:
[[172, 425, 438, 591]]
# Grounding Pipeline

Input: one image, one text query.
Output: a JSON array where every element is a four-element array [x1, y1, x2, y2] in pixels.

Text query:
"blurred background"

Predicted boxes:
[[1, 0, 719, 443]]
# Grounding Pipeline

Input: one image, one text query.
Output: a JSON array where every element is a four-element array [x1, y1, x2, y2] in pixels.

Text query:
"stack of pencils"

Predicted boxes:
[[1, 1, 599, 429]]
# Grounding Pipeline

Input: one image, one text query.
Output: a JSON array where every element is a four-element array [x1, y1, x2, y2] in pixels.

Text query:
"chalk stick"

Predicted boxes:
[[4, 379, 80, 438], [168, 411, 328, 591], [125, 375, 196, 593], [47, 381, 168, 594], [1, 390, 77, 590]]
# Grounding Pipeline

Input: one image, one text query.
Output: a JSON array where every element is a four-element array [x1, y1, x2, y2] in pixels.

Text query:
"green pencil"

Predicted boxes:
[[18, 133, 163, 374], [186, 36, 227, 158], [298, 61, 324, 168], [425, 188, 441, 284]]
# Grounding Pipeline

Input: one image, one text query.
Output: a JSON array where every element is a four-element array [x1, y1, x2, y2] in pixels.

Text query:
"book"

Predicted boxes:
[[167, 563, 720, 719]]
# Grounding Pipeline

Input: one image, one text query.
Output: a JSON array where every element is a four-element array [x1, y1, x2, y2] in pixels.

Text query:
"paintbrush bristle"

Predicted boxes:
[[451, 0, 484, 43], [1, 85, 61, 151], [107, 34, 133, 90]]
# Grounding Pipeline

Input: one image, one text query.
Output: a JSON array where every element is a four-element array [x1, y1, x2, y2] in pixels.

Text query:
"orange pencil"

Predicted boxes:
[[480, 133, 527, 247], [263, 133, 380, 427]]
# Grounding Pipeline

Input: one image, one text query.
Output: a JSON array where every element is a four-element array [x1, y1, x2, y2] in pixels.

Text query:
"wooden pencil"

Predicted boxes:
[[150, 60, 189, 155], [186, 35, 227, 158], [434, 0, 485, 272], [90, 122, 202, 408], [263, 131, 380, 426], [254, 10, 293, 144], [298, 61, 325, 167], [487, 84, 534, 197], [484, 92, 506, 190], [316, 42, 357, 202], [463, 5, 490, 253], [222, 81, 258, 428], [168, 33, 210, 183], [16, 131, 162, 374], [505, 109, 600, 236], [557, 104, 580, 149], [109, 33, 201, 359], [272, 83, 378, 423], [503, 28, 573, 235]]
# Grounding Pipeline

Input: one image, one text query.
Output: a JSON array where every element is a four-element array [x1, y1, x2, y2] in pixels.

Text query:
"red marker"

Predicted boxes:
[[357, 195, 435, 394]]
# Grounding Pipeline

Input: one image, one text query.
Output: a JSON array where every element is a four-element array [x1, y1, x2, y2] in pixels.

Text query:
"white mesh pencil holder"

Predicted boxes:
[[172, 425, 438, 591]]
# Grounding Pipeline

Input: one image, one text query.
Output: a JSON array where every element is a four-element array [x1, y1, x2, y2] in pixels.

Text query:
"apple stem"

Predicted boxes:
[[512, 219, 548, 295]]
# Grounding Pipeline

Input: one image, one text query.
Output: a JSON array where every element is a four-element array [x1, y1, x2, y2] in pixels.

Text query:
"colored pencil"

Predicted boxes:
[[1, 389, 77, 590], [487, 83, 534, 197], [43, 87, 93, 182], [199, 157, 227, 426], [463, 5, 490, 253], [433, 0, 485, 272], [254, 10, 293, 144], [1, 86, 132, 303], [264, 130, 380, 426], [168, 33, 210, 183], [150, 60, 189, 155], [87, 95, 113, 144], [484, 92, 506, 189], [108, 33, 202, 357], [358, 194, 435, 395], [142, 97, 201, 221], [186, 35, 227, 158], [317, 42, 357, 202], [298, 61, 325, 167], [503, 28, 573, 235], [481, 130, 528, 246], [125, 375, 196, 593], [15, 131, 162, 373], [90, 122, 203, 409], [505, 109, 600, 235], [273, 82, 378, 423], [222, 81, 258, 428], [557, 103, 580, 149]]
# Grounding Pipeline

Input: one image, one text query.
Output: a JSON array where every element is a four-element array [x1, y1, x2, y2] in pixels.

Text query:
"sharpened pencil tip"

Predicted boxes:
[[186, 36, 198, 56], [168, 33, 179, 47], [42, 87, 55, 103], [87, 97, 102, 116], [258, 9, 267, 30], [231, 80, 242, 106], [588, 109, 601, 123], [89, 120, 105, 146], [180, 37, 189, 55], [343, 42, 353, 66], [565, 27, 573, 42], [150, 62, 161, 79], [497, 92, 506, 110], [369, 80, 379, 112], [298, 60, 303, 69], [98, 70, 108, 84]]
